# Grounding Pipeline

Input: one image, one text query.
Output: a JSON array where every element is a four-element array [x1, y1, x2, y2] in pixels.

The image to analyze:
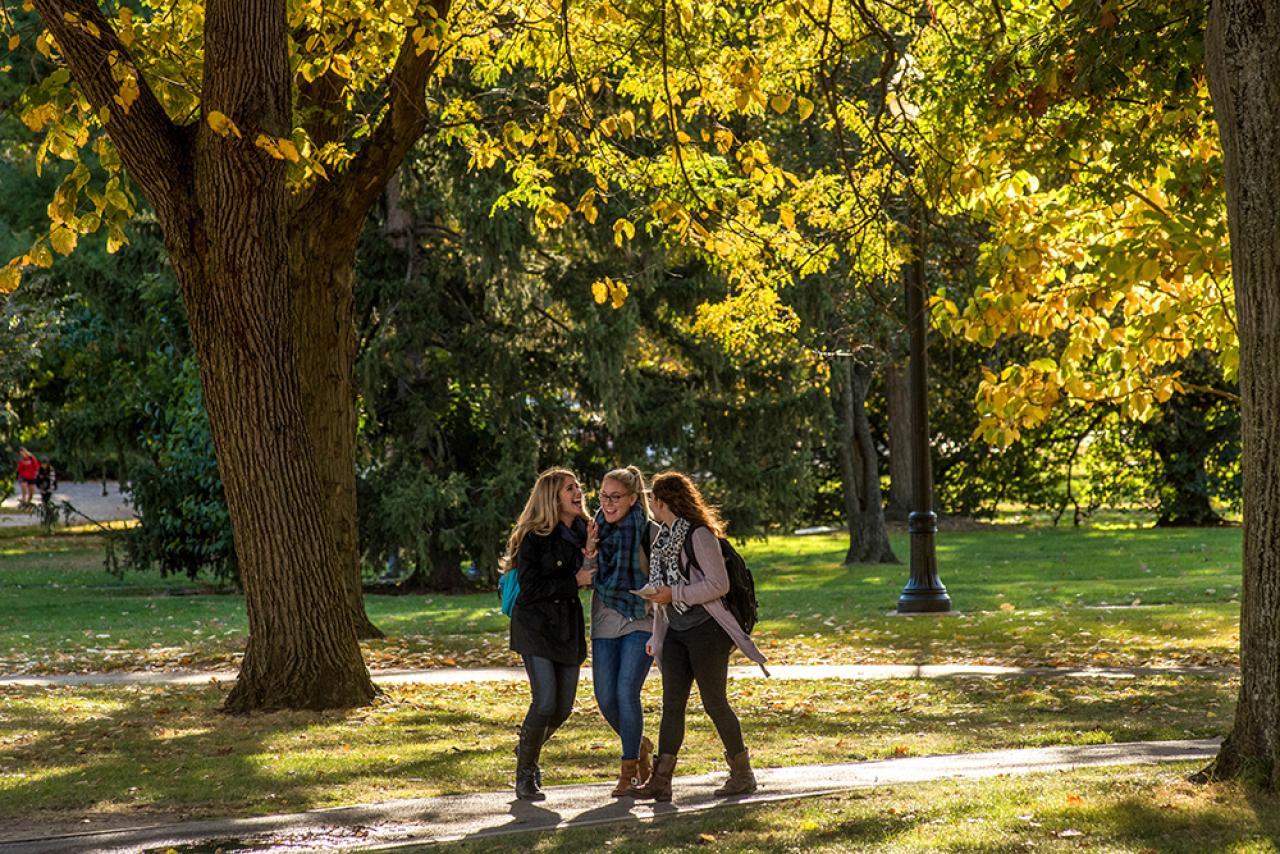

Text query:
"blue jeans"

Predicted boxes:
[[592, 632, 654, 759]]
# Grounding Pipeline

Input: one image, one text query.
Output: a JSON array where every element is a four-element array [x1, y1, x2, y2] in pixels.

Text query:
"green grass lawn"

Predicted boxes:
[[0, 524, 1253, 842], [427, 765, 1280, 853], [0, 674, 1236, 830], [0, 525, 1243, 673]]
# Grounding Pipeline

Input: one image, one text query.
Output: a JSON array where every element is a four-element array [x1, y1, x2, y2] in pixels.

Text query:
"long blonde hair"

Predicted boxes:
[[502, 468, 585, 571], [602, 465, 651, 518]]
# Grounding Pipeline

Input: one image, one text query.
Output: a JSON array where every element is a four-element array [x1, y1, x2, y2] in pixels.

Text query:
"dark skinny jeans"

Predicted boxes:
[[521, 655, 579, 735], [657, 618, 746, 758]]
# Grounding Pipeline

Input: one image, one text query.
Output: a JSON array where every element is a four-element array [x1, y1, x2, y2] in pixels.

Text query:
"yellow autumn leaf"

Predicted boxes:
[[0, 265, 20, 294], [49, 226, 77, 256], [331, 54, 352, 78], [797, 96, 815, 121], [8, 35, 19, 51], [609, 280, 629, 309], [113, 75, 140, 114], [769, 92, 793, 114], [779, 204, 796, 230], [207, 110, 242, 139], [591, 280, 609, 304], [254, 134, 291, 160], [275, 138, 300, 163], [613, 217, 635, 247]]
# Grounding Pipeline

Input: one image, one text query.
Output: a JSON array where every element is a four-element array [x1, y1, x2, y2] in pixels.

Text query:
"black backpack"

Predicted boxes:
[[683, 527, 759, 634]]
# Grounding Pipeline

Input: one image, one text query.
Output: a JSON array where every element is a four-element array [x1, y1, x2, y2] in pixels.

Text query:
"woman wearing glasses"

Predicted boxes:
[[584, 465, 658, 796], [502, 468, 596, 800]]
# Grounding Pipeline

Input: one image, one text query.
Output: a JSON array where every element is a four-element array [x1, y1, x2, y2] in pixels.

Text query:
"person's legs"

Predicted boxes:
[[657, 630, 695, 756], [592, 636, 622, 735], [614, 631, 653, 760], [516, 655, 559, 800], [687, 622, 746, 758], [521, 655, 560, 732], [548, 659, 579, 734]]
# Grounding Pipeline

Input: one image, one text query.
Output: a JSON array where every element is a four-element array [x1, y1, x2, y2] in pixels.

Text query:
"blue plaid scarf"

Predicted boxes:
[[593, 503, 649, 620]]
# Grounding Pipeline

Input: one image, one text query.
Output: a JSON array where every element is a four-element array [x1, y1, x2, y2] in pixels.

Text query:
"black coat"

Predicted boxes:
[[509, 520, 588, 665]]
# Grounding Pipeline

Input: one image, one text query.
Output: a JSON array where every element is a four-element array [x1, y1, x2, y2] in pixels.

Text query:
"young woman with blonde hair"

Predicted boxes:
[[583, 465, 657, 795], [501, 468, 595, 801], [629, 471, 767, 803]]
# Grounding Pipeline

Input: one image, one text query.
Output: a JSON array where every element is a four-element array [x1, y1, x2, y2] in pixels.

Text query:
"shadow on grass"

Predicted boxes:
[[0, 685, 517, 828], [1089, 789, 1280, 852]]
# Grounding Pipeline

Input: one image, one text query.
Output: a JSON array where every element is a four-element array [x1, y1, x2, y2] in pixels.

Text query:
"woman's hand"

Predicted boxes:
[[645, 640, 654, 656], [576, 566, 596, 588], [584, 519, 599, 559], [651, 585, 673, 605]]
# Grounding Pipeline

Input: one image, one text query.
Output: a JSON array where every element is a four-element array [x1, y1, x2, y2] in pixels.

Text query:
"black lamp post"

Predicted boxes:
[[897, 202, 952, 613]]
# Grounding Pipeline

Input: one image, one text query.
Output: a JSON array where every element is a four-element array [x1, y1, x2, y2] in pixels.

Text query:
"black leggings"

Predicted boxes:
[[521, 655, 579, 733], [657, 618, 746, 757]]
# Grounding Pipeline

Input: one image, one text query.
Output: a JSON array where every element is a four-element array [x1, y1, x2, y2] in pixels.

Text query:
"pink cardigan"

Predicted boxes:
[[649, 526, 769, 676]]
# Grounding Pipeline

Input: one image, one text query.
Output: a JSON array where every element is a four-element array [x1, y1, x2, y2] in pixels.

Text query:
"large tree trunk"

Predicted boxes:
[[1202, 0, 1280, 788], [834, 360, 898, 565], [884, 361, 912, 522], [34, 0, 449, 710], [192, 0, 374, 711], [291, 229, 384, 640]]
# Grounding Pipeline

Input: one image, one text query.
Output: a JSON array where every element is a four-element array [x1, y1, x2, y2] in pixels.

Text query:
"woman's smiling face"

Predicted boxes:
[[559, 477, 584, 518], [598, 476, 636, 524]]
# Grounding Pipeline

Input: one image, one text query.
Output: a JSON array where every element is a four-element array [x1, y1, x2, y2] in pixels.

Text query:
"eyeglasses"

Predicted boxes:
[[599, 492, 632, 504]]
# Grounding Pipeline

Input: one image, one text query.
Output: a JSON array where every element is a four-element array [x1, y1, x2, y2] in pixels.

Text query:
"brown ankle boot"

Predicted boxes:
[[629, 753, 676, 802], [636, 736, 654, 785], [611, 758, 640, 797], [713, 749, 757, 797]]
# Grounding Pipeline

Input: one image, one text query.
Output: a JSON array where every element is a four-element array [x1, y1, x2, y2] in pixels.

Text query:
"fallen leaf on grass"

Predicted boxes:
[[1066, 793, 1083, 805]]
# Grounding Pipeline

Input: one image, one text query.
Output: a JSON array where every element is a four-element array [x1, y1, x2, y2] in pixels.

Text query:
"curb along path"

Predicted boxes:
[[0, 739, 1221, 853], [0, 662, 1235, 689]]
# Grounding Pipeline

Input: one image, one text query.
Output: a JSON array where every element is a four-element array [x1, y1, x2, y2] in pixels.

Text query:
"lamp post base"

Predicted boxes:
[[897, 511, 952, 614]]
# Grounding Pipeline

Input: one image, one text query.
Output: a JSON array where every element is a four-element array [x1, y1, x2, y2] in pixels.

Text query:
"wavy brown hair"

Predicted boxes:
[[650, 471, 726, 537]]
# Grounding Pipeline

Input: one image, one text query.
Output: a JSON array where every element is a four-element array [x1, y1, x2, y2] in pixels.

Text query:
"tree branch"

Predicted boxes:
[[31, 0, 193, 224], [296, 0, 451, 246]]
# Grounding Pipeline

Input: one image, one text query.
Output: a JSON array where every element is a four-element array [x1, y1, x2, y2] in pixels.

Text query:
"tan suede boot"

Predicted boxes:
[[713, 749, 757, 797], [611, 758, 641, 797], [628, 753, 676, 802], [636, 736, 654, 786]]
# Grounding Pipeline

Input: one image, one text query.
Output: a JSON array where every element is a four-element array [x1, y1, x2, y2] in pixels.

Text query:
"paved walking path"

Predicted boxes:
[[0, 662, 1233, 688], [0, 739, 1220, 853], [0, 481, 132, 529]]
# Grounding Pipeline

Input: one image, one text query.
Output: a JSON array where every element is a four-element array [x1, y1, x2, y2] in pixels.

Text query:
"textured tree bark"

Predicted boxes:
[[191, 0, 374, 711], [834, 360, 899, 565], [1203, 0, 1280, 788], [290, 229, 384, 640], [884, 361, 912, 522]]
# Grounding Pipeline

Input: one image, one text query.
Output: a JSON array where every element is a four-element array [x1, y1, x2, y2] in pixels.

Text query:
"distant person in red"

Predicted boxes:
[[16, 448, 39, 503]]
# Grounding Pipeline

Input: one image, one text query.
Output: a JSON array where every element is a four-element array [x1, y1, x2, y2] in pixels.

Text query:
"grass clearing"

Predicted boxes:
[[0, 674, 1235, 829], [0, 526, 1242, 674], [427, 764, 1280, 853]]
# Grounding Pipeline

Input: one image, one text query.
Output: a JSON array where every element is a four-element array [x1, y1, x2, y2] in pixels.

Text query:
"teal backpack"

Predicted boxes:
[[499, 569, 520, 617]]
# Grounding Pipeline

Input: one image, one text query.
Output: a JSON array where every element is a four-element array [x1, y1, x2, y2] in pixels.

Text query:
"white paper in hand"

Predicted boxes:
[[630, 584, 659, 600]]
